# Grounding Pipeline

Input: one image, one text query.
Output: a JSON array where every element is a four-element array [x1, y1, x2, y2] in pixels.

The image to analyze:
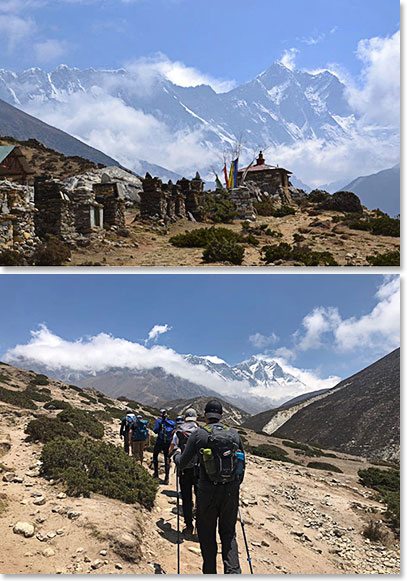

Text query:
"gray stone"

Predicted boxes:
[[13, 521, 35, 538]]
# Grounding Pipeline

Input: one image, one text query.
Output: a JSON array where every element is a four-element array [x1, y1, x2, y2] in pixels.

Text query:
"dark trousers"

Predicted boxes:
[[179, 467, 197, 528], [153, 440, 170, 479], [196, 481, 241, 574], [123, 435, 130, 454]]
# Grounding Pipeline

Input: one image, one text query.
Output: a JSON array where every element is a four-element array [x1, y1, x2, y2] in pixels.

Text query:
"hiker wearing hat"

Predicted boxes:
[[153, 408, 176, 485], [129, 414, 150, 465], [169, 408, 199, 538], [119, 413, 137, 455], [173, 400, 245, 574]]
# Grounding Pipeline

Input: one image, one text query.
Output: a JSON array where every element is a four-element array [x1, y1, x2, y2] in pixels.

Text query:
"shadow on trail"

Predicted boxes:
[[160, 489, 177, 498], [156, 518, 183, 545]]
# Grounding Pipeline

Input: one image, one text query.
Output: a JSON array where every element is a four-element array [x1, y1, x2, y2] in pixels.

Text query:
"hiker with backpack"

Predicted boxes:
[[153, 408, 176, 485], [129, 414, 150, 465], [169, 408, 199, 539], [119, 413, 137, 455], [173, 400, 245, 574]]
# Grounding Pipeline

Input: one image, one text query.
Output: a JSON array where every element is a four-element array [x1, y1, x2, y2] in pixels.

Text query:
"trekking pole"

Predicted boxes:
[[176, 467, 181, 574], [238, 506, 253, 574]]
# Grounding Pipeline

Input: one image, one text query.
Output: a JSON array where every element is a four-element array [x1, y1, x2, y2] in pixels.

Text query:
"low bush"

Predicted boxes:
[[0, 374, 10, 383], [366, 251, 400, 266], [25, 416, 79, 443], [358, 467, 400, 529], [348, 215, 400, 237], [246, 443, 299, 464], [69, 384, 83, 393], [254, 201, 296, 217], [202, 239, 245, 265], [272, 205, 296, 218], [105, 406, 127, 420], [41, 437, 158, 509], [0, 249, 26, 266], [44, 400, 72, 410], [307, 461, 343, 473], [201, 194, 237, 223], [92, 410, 113, 423], [363, 520, 389, 543], [24, 386, 52, 402], [170, 227, 243, 248], [308, 189, 331, 203], [262, 243, 338, 266], [58, 407, 104, 439], [32, 235, 71, 266], [30, 373, 50, 386], [80, 392, 97, 404], [0, 385, 37, 410]]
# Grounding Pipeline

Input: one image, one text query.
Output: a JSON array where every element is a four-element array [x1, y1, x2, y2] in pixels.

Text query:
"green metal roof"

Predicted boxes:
[[0, 145, 15, 164]]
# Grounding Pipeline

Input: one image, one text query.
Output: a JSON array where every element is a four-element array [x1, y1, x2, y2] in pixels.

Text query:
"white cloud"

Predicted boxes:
[[249, 332, 279, 349], [334, 276, 400, 352], [146, 324, 171, 343], [347, 30, 400, 129], [273, 346, 296, 361], [4, 324, 340, 410], [127, 53, 236, 94], [292, 276, 400, 355], [23, 90, 221, 175], [271, 357, 340, 394], [300, 33, 325, 46], [279, 48, 299, 71], [34, 39, 70, 63], [0, 13, 34, 50]]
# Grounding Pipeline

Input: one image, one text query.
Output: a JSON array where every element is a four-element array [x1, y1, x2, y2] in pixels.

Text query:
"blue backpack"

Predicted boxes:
[[132, 419, 149, 441], [160, 418, 176, 443]]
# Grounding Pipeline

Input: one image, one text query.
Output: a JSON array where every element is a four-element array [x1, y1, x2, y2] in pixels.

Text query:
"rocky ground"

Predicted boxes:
[[68, 208, 399, 267], [0, 364, 400, 574]]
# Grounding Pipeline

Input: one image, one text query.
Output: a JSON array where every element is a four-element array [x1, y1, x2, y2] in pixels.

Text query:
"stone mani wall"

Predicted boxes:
[[34, 178, 77, 242], [93, 182, 126, 230], [0, 180, 37, 253], [140, 174, 189, 222]]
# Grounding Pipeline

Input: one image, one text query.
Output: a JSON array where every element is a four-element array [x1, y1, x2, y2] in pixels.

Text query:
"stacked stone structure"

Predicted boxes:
[[93, 182, 126, 231], [0, 180, 37, 253], [34, 177, 77, 242], [140, 173, 188, 222], [229, 186, 256, 220]]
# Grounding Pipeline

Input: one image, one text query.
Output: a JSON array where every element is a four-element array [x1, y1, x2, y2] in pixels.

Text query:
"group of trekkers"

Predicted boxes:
[[119, 400, 246, 574]]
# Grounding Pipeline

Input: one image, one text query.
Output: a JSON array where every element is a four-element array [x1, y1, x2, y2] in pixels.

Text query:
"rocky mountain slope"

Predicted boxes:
[[343, 165, 400, 217], [245, 349, 400, 461], [0, 362, 400, 574], [164, 395, 250, 426]]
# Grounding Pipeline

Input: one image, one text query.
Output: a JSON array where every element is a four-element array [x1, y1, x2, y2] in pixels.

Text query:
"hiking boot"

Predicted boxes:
[[153, 473, 159, 479], [182, 525, 194, 540], [163, 477, 169, 485]]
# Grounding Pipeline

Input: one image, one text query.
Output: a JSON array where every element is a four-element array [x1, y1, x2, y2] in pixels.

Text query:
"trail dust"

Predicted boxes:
[[0, 409, 400, 574]]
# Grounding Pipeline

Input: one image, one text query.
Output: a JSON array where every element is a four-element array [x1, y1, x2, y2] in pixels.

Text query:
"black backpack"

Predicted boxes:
[[200, 423, 240, 483]]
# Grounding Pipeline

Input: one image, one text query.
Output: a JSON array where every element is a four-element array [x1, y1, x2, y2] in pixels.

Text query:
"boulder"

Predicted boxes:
[[319, 191, 363, 214], [13, 521, 35, 538], [42, 547, 56, 557], [2, 472, 16, 482]]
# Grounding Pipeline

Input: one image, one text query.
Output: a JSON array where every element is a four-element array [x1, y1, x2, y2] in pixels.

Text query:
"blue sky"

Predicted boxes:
[[0, 0, 399, 82], [0, 274, 399, 394]]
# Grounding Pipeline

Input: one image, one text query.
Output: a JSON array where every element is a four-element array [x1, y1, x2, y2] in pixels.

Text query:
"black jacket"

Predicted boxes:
[[174, 422, 244, 486]]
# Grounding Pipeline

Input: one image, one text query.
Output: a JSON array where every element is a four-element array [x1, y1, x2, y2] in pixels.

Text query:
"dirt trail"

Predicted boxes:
[[0, 410, 400, 575]]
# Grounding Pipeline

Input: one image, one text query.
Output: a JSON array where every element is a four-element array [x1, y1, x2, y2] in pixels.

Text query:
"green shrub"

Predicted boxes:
[[348, 215, 400, 237], [308, 189, 331, 203], [41, 437, 158, 508], [272, 205, 296, 218], [246, 443, 299, 464], [30, 374, 49, 386], [32, 235, 71, 266], [92, 410, 113, 423], [58, 408, 104, 439], [170, 227, 243, 248], [0, 374, 10, 384], [307, 461, 343, 473], [25, 416, 79, 443], [283, 440, 337, 458], [69, 384, 83, 392], [202, 238, 245, 265], [80, 392, 97, 404], [0, 385, 37, 410], [254, 202, 296, 217], [0, 249, 26, 266], [201, 194, 237, 223], [44, 400, 72, 410], [262, 243, 338, 266], [24, 387, 52, 402], [105, 406, 127, 420], [264, 228, 283, 238], [363, 520, 389, 543], [367, 251, 400, 266]]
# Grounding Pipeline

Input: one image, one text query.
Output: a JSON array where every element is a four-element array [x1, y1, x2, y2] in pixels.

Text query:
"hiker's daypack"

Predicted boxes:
[[176, 422, 198, 470], [159, 418, 176, 443], [200, 423, 244, 483], [132, 418, 149, 441], [125, 414, 137, 430]]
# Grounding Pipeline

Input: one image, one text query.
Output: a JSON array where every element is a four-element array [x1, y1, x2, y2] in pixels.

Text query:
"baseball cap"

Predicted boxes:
[[160, 408, 167, 415], [204, 400, 222, 420], [136, 414, 142, 419], [176, 415, 184, 423], [184, 408, 197, 421]]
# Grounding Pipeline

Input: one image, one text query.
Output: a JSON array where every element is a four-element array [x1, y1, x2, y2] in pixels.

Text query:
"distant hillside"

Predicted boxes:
[[77, 367, 221, 408], [343, 165, 400, 217], [275, 349, 400, 461], [165, 395, 250, 426]]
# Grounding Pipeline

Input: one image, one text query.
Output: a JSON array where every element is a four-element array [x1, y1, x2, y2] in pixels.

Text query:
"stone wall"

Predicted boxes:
[[140, 174, 189, 222], [34, 177, 77, 242], [229, 187, 256, 220], [242, 169, 291, 200], [0, 180, 38, 253], [93, 182, 126, 231]]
